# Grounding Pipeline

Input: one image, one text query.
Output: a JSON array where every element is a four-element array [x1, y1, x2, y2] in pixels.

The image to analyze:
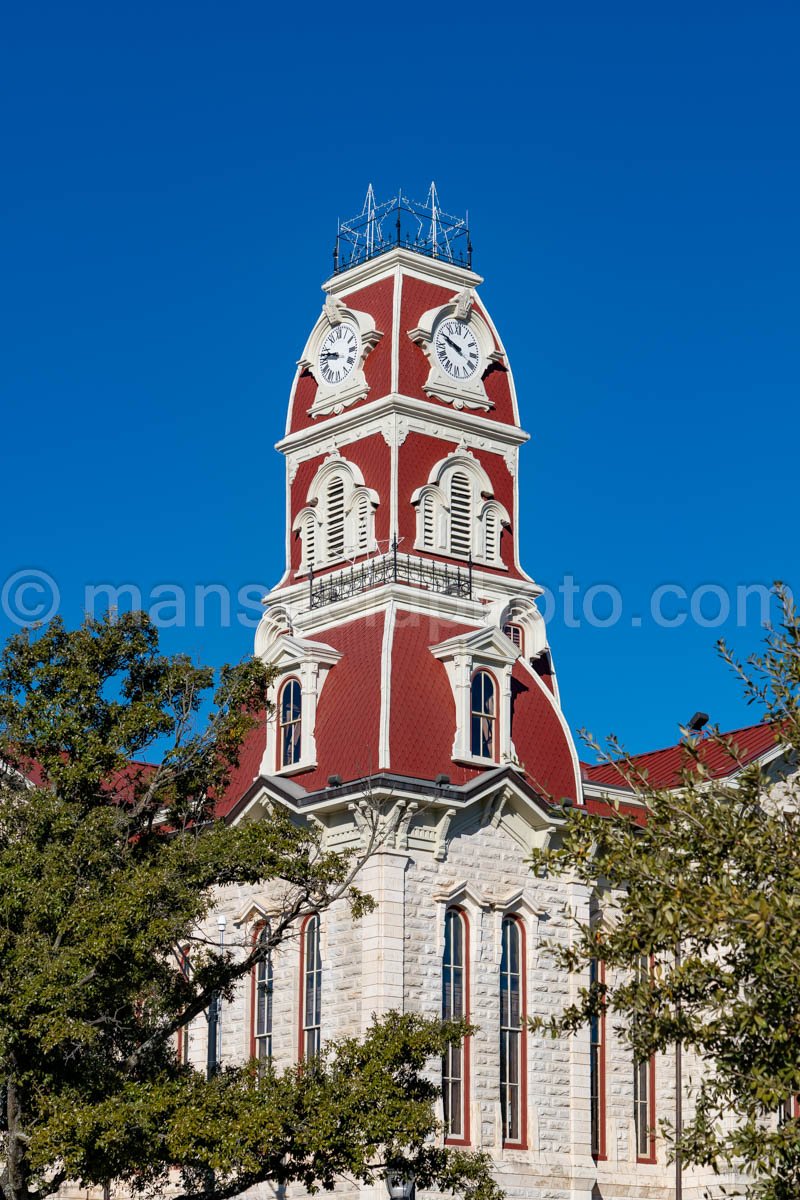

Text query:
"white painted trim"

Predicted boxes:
[[322, 246, 483, 296], [278, 391, 528, 455], [378, 601, 396, 770], [390, 264, 402, 395], [260, 567, 545, 646]]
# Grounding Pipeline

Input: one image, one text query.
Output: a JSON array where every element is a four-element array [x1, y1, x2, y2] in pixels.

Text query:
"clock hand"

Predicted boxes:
[[444, 334, 466, 358]]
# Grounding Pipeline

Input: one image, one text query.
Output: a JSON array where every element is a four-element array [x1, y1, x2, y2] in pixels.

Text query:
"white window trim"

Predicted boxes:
[[431, 627, 520, 766], [258, 634, 342, 776]]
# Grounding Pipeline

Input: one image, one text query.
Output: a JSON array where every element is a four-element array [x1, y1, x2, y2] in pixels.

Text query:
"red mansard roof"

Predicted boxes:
[[581, 721, 782, 791], [216, 606, 583, 814]]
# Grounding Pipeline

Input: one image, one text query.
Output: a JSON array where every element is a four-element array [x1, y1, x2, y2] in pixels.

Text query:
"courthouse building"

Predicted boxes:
[[190, 189, 781, 1200]]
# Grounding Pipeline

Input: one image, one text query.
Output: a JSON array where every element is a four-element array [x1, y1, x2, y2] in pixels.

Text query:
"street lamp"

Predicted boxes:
[[385, 1168, 415, 1200]]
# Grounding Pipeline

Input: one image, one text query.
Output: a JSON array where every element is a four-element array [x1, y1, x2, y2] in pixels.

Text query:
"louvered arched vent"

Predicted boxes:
[[422, 493, 435, 548], [484, 507, 498, 561], [449, 472, 472, 558], [356, 493, 369, 551], [326, 476, 345, 560]]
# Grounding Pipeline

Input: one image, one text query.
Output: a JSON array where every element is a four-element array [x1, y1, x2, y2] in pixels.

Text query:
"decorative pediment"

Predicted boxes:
[[431, 624, 520, 669], [432, 879, 492, 910], [261, 632, 341, 674], [489, 886, 548, 919], [232, 899, 272, 928]]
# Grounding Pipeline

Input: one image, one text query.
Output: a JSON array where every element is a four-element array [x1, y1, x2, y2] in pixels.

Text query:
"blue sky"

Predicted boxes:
[[2, 1, 798, 757]]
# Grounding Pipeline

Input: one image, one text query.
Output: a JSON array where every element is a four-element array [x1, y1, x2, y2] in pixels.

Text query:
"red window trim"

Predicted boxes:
[[500, 913, 528, 1149], [175, 945, 191, 1064], [249, 922, 270, 1062], [298, 913, 321, 1062], [277, 676, 302, 770], [635, 955, 657, 1164], [443, 907, 471, 1147], [591, 958, 607, 1161], [470, 668, 499, 763], [635, 1055, 657, 1163]]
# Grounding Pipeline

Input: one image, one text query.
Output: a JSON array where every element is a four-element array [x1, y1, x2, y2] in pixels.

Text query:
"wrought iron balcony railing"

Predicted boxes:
[[307, 545, 473, 610]]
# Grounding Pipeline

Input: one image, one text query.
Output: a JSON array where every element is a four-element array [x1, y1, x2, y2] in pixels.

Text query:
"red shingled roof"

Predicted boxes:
[[581, 721, 781, 790]]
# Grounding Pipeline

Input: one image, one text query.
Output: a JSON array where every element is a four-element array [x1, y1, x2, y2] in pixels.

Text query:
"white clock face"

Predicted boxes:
[[318, 322, 360, 387], [434, 318, 480, 381]]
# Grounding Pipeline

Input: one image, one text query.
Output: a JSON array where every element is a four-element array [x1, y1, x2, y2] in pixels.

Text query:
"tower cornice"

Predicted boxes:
[[276, 392, 530, 457], [322, 246, 483, 296]]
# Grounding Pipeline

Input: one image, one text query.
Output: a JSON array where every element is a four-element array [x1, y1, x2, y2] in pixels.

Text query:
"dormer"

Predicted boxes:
[[431, 626, 522, 768]]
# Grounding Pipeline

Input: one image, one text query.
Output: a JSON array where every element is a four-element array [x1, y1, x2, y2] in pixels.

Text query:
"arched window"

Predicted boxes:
[[278, 678, 302, 768], [633, 955, 656, 1161], [252, 924, 273, 1072], [470, 671, 496, 759], [176, 946, 191, 1065], [500, 916, 526, 1145], [301, 915, 322, 1059], [442, 908, 469, 1142], [590, 957, 606, 1159]]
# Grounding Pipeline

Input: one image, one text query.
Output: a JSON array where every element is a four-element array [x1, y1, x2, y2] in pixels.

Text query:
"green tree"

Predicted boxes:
[[532, 585, 800, 1199], [0, 613, 499, 1200]]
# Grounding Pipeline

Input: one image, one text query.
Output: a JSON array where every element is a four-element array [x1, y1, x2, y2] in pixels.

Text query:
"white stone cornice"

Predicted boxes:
[[263, 570, 544, 640], [276, 391, 529, 457], [322, 246, 483, 295]]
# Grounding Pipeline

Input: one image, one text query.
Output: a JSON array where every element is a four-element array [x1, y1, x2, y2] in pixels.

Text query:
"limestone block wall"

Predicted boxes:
[[182, 813, 746, 1200]]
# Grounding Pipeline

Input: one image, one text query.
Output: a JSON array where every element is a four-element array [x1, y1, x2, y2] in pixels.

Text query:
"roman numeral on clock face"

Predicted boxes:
[[318, 322, 360, 387]]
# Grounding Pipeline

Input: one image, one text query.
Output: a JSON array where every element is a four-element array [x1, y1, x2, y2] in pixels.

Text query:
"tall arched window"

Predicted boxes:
[[442, 908, 469, 1143], [301, 915, 322, 1059], [633, 955, 656, 1161], [278, 679, 302, 768], [470, 671, 496, 759], [449, 471, 472, 558], [176, 946, 191, 1065], [500, 916, 526, 1145], [590, 957, 606, 1159], [252, 924, 273, 1073]]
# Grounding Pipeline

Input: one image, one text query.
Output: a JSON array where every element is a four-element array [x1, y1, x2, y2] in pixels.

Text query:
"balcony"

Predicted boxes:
[[307, 548, 473, 611]]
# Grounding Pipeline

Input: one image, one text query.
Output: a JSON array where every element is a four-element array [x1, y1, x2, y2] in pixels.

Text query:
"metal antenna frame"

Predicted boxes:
[[333, 184, 472, 275]]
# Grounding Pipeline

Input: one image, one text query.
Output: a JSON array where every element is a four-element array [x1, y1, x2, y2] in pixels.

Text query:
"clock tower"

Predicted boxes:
[[203, 189, 673, 1200], [228, 185, 581, 810]]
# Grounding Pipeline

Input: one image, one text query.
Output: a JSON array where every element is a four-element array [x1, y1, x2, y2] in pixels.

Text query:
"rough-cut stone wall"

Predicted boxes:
[[183, 814, 744, 1200]]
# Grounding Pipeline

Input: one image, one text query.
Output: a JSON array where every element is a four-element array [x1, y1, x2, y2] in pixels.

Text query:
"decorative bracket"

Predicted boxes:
[[433, 807, 457, 862]]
